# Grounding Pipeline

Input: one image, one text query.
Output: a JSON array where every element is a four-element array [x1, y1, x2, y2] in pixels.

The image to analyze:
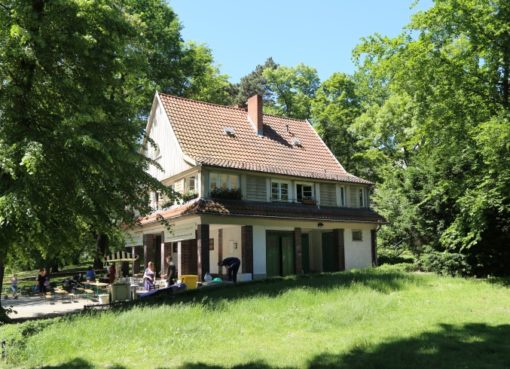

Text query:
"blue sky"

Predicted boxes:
[[169, 1, 433, 83]]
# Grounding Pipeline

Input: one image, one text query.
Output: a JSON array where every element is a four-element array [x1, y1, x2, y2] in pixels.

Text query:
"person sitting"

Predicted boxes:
[[143, 261, 156, 291], [218, 257, 241, 283], [85, 266, 96, 281]]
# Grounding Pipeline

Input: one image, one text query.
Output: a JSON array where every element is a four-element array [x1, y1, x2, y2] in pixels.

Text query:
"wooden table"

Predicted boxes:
[[85, 281, 108, 296]]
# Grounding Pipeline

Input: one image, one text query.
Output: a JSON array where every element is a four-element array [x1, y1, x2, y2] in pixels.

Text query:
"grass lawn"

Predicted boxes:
[[1, 269, 509, 369]]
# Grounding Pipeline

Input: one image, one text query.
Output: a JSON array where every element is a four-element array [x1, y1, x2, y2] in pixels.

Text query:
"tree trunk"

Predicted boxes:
[[0, 259, 11, 322], [93, 233, 109, 269]]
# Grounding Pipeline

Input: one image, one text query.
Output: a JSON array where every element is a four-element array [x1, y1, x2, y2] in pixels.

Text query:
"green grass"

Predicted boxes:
[[1, 269, 510, 369]]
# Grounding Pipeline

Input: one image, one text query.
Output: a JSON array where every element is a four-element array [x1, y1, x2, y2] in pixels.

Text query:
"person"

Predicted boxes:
[[218, 257, 241, 283], [143, 261, 156, 291], [107, 263, 116, 284], [85, 266, 96, 281], [162, 255, 177, 287], [10, 275, 18, 299], [37, 268, 47, 294]]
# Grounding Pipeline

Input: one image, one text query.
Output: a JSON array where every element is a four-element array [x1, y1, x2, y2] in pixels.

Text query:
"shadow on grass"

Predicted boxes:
[[170, 323, 510, 369], [39, 358, 127, 369], [486, 276, 510, 288]]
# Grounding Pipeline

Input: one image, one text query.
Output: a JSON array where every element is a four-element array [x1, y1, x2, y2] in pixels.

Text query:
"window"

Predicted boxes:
[[359, 188, 365, 208], [209, 173, 239, 191], [352, 230, 363, 241], [271, 181, 289, 201], [187, 176, 196, 192], [296, 183, 313, 202], [339, 186, 346, 206]]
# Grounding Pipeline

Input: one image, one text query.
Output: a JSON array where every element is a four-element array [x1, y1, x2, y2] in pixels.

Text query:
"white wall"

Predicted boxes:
[[147, 99, 192, 181], [344, 227, 373, 270]]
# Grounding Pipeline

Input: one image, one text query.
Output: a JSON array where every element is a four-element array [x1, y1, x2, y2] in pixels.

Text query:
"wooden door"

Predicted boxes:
[[281, 234, 295, 276], [266, 232, 281, 277], [322, 232, 338, 272], [301, 233, 310, 274]]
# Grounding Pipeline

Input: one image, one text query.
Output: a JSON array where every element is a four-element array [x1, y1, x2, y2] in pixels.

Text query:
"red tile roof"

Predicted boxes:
[[158, 93, 371, 184], [139, 199, 386, 225]]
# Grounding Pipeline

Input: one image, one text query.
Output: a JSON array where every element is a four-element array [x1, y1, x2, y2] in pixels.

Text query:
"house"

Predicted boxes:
[[125, 93, 385, 280]]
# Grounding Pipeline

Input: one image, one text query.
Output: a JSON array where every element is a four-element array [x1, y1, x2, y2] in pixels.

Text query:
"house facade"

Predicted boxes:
[[125, 93, 385, 280]]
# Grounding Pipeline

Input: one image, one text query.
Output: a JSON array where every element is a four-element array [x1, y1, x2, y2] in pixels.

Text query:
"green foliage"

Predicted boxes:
[[350, 0, 510, 276], [233, 57, 278, 107], [417, 249, 473, 277], [263, 63, 320, 119]]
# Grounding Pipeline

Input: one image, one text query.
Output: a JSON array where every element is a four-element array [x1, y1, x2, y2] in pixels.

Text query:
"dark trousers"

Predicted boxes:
[[228, 262, 240, 283]]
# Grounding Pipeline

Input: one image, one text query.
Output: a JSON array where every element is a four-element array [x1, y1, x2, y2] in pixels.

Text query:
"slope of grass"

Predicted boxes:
[[1, 269, 509, 369]]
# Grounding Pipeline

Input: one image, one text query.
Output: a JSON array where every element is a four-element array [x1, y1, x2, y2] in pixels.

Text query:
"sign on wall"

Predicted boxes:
[[164, 224, 196, 242]]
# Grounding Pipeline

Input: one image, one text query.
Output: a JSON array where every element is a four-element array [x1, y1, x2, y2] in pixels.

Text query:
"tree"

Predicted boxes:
[[0, 0, 230, 319], [352, 0, 510, 275], [263, 63, 320, 119], [234, 57, 278, 107], [311, 73, 362, 175]]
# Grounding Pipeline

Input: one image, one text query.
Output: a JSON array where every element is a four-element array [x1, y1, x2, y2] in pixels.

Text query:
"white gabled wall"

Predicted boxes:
[[146, 96, 192, 181]]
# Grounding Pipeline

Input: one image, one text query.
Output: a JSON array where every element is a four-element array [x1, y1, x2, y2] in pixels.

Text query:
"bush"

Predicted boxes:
[[377, 263, 419, 273], [417, 250, 473, 276]]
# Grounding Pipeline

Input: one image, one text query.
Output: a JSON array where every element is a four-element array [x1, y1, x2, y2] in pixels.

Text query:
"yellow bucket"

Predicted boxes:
[[180, 275, 198, 289]]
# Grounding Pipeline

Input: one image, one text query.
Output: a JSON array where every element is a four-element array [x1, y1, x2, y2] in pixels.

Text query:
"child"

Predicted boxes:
[[10, 275, 18, 299]]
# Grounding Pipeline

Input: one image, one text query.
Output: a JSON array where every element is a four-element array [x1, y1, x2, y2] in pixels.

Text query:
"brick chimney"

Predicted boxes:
[[247, 94, 263, 136]]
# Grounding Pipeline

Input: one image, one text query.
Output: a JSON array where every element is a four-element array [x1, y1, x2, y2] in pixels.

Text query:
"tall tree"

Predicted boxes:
[[311, 73, 362, 175], [352, 0, 510, 275], [263, 63, 320, 119], [234, 57, 278, 107]]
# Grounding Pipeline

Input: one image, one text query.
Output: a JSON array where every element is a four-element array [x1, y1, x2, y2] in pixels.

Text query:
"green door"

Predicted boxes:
[[266, 231, 295, 277], [281, 234, 295, 276], [301, 233, 310, 273], [322, 232, 337, 272], [266, 232, 281, 277]]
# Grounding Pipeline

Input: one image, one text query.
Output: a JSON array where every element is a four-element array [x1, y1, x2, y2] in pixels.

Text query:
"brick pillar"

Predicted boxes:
[[333, 229, 345, 271], [371, 229, 378, 266], [161, 242, 173, 275], [196, 224, 210, 280], [241, 225, 253, 274], [218, 229, 223, 275], [180, 240, 198, 275], [294, 228, 302, 274], [143, 234, 156, 270]]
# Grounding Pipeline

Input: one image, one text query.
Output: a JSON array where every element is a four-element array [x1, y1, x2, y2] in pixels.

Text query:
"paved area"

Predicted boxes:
[[4, 295, 101, 320]]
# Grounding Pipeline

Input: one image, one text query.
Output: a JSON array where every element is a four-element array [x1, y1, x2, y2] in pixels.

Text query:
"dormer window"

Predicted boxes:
[[271, 180, 289, 202], [210, 173, 239, 191], [296, 183, 313, 202]]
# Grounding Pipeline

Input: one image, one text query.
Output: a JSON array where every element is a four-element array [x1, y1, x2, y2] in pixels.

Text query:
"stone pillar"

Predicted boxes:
[[371, 229, 378, 266], [241, 225, 253, 274], [177, 241, 182, 277], [131, 246, 141, 274], [333, 229, 345, 271], [196, 224, 210, 280], [294, 228, 303, 274], [161, 242, 173, 276], [218, 229, 223, 275]]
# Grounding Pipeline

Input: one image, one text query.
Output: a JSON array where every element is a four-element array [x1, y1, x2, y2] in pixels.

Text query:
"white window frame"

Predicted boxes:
[[271, 180, 291, 202], [339, 186, 346, 207], [209, 172, 240, 191], [359, 187, 366, 208], [352, 229, 363, 241], [186, 175, 196, 192], [295, 182, 314, 202]]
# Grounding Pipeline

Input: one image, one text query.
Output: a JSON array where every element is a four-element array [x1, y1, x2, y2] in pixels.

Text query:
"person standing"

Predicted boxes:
[[37, 268, 47, 294], [108, 263, 116, 284], [218, 257, 241, 283], [162, 255, 177, 287], [143, 261, 156, 291]]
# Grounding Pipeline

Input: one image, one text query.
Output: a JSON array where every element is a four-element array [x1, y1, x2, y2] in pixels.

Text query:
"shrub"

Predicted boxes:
[[210, 188, 242, 200], [417, 250, 473, 276]]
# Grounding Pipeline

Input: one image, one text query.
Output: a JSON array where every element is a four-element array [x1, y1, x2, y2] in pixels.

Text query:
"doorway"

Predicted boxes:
[[266, 231, 295, 277]]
